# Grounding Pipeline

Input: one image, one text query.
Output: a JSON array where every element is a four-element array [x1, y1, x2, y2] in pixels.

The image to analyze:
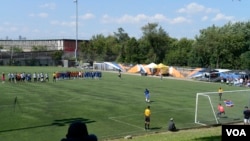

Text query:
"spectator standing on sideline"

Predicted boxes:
[[168, 118, 177, 131], [218, 87, 223, 101], [144, 105, 151, 130], [160, 72, 163, 80], [118, 69, 121, 79], [144, 88, 150, 103], [61, 121, 98, 141], [243, 106, 250, 125], [217, 103, 225, 118]]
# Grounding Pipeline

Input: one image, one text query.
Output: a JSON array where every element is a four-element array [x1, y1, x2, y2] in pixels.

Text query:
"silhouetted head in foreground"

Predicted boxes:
[[61, 121, 97, 141]]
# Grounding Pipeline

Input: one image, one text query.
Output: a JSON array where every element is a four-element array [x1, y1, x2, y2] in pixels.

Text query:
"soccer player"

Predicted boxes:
[[144, 88, 150, 102], [2, 72, 5, 83], [218, 87, 223, 101], [53, 72, 56, 82], [217, 103, 225, 118], [144, 106, 151, 130], [243, 106, 250, 125], [33, 72, 37, 82], [45, 73, 49, 82]]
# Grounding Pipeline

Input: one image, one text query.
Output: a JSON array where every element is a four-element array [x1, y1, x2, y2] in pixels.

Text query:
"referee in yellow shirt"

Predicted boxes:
[[144, 106, 151, 130], [218, 87, 223, 101]]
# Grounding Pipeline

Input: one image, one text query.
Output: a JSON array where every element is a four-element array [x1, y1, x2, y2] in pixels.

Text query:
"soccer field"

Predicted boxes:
[[0, 66, 247, 141]]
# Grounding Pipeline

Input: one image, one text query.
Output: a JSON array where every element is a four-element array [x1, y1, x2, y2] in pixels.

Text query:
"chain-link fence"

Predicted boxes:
[[0, 51, 62, 66]]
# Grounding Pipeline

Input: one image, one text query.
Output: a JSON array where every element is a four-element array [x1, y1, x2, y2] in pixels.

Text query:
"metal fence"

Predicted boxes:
[[0, 51, 61, 66]]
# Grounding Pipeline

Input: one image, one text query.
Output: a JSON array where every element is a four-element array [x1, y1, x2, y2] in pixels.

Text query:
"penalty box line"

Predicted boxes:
[[108, 116, 145, 130]]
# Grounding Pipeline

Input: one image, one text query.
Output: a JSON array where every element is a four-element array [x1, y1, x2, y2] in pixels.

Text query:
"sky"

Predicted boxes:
[[0, 0, 249, 40]]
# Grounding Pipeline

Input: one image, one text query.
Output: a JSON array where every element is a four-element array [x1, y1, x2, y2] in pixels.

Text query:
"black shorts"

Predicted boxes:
[[218, 111, 225, 115], [145, 116, 150, 122]]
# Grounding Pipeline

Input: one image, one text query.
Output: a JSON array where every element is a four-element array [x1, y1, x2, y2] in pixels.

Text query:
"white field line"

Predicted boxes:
[[108, 117, 145, 130], [108, 108, 194, 130]]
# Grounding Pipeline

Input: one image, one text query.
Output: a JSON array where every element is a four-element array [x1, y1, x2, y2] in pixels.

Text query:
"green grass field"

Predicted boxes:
[[0, 66, 247, 141]]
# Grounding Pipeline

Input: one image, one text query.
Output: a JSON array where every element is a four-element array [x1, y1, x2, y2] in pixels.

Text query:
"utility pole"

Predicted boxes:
[[74, 0, 78, 65]]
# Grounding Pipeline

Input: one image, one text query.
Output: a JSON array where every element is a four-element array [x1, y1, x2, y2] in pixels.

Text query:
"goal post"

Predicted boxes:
[[195, 89, 250, 126], [195, 91, 219, 125]]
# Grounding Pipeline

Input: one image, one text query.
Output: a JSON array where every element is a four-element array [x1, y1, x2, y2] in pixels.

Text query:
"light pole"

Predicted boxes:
[[10, 46, 13, 65], [74, 0, 78, 65]]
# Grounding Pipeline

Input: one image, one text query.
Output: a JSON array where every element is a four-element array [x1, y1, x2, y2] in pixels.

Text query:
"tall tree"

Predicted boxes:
[[114, 27, 130, 43], [114, 28, 130, 63], [165, 38, 193, 66], [139, 23, 170, 63]]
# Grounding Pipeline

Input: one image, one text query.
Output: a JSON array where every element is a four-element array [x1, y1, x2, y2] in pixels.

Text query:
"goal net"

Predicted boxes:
[[195, 89, 250, 125]]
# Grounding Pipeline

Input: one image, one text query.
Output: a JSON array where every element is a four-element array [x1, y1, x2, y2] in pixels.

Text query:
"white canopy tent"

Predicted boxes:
[[145, 62, 157, 68], [93, 62, 124, 71]]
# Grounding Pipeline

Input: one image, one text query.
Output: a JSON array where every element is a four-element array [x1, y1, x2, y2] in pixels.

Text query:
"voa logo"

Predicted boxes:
[[226, 129, 246, 136]]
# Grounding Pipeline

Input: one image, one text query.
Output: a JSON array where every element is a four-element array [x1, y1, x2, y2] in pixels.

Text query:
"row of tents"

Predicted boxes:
[[127, 64, 249, 81], [127, 63, 168, 75], [92, 62, 249, 81], [126, 62, 184, 77], [92, 62, 185, 78]]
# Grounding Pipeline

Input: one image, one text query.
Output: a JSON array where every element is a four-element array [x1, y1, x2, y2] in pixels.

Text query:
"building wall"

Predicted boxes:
[[0, 39, 86, 67], [0, 39, 83, 52]]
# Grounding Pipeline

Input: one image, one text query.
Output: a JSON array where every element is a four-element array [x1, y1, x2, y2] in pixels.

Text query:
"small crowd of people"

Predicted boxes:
[[1, 71, 103, 84], [54, 71, 102, 80], [2, 72, 49, 83], [221, 77, 250, 87]]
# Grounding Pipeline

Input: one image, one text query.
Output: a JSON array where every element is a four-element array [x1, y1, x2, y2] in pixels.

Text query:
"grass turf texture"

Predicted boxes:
[[111, 126, 222, 141], [0, 66, 246, 141]]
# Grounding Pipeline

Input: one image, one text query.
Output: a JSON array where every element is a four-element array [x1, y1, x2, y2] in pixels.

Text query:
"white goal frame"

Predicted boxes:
[[195, 89, 250, 126]]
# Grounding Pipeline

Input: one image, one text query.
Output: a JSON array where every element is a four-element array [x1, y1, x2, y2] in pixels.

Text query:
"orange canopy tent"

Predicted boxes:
[[155, 63, 169, 75]]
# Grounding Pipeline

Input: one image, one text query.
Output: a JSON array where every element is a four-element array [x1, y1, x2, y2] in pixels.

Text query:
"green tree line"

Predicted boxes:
[[79, 21, 250, 70]]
